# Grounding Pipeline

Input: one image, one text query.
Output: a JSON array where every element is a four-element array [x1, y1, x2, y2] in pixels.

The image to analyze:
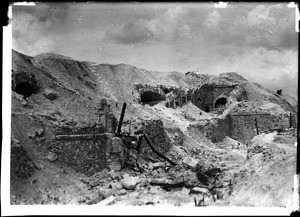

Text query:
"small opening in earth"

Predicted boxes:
[[141, 91, 166, 106], [215, 97, 227, 108], [14, 82, 38, 99], [162, 88, 171, 94]]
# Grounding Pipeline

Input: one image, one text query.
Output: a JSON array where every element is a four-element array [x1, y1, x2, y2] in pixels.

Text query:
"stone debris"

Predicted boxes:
[[182, 156, 199, 170], [44, 89, 58, 101], [46, 152, 58, 162], [190, 187, 209, 194], [110, 182, 123, 190], [10, 49, 297, 207], [121, 173, 139, 190]]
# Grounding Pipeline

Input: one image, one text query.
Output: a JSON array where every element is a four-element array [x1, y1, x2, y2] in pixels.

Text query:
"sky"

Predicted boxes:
[[11, 2, 298, 98]]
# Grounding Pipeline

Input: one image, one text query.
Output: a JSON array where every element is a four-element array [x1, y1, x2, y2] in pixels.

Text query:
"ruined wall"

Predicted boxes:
[[135, 119, 172, 161], [48, 115, 124, 176], [134, 83, 247, 113], [230, 113, 291, 143], [193, 84, 236, 112], [199, 115, 232, 142]]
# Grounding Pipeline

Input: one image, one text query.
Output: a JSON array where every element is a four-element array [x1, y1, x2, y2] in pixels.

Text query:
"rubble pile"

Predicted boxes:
[[9, 50, 297, 207]]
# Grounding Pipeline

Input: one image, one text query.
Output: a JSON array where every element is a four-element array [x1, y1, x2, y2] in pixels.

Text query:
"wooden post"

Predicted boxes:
[[117, 103, 127, 135], [255, 117, 259, 135]]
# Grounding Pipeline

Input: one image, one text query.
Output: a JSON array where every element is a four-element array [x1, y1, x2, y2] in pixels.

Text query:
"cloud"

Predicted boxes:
[[204, 10, 221, 27], [12, 3, 70, 55], [105, 6, 193, 44], [202, 47, 298, 97]]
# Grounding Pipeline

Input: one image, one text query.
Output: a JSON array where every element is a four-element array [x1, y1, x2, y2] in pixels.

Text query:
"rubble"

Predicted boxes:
[[44, 89, 58, 101], [11, 137, 36, 180], [121, 173, 139, 190], [46, 152, 58, 162], [10, 49, 297, 207]]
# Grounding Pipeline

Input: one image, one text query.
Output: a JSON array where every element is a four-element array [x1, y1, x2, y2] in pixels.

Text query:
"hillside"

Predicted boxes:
[[10, 49, 297, 208]]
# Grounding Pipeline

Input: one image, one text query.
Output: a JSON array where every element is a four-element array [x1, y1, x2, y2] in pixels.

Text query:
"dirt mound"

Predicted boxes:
[[221, 133, 296, 207], [9, 49, 297, 207]]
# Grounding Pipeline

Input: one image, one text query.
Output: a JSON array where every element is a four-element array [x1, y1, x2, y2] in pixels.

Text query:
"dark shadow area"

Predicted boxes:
[[12, 72, 41, 100], [14, 82, 38, 99], [162, 88, 171, 94], [141, 91, 166, 106], [215, 97, 227, 108]]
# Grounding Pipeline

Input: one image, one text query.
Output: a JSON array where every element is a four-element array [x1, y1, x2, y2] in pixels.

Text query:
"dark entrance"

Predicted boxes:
[[141, 91, 166, 106], [214, 97, 227, 108], [12, 73, 41, 100]]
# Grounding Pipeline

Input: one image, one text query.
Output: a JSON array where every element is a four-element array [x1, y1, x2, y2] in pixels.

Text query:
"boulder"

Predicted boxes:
[[44, 89, 58, 101], [152, 162, 165, 169], [121, 173, 139, 190], [111, 182, 123, 190], [190, 187, 209, 194], [181, 187, 190, 195], [182, 156, 199, 170], [46, 152, 58, 162]]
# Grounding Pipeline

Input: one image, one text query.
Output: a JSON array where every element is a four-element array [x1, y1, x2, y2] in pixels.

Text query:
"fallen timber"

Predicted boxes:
[[54, 133, 112, 141]]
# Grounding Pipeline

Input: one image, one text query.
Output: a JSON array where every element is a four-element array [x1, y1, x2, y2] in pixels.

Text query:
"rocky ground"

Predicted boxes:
[[9, 49, 298, 208]]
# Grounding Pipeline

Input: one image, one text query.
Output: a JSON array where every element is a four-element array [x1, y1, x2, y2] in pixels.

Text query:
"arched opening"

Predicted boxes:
[[14, 82, 38, 99], [214, 97, 227, 108], [141, 91, 166, 106], [162, 88, 171, 94], [12, 73, 41, 100]]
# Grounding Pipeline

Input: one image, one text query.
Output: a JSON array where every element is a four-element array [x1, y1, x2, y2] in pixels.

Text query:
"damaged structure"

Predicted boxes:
[[52, 100, 175, 176], [134, 82, 247, 113]]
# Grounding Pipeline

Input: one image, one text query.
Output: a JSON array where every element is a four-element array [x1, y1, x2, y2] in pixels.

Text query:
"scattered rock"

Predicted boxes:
[[181, 187, 190, 195], [121, 173, 139, 190], [139, 177, 149, 187], [152, 162, 165, 169], [118, 189, 126, 195], [27, 131, 36, 140], [96, 195, 115, 205], [34, 162, 44, 170], [110, 172, 123, 181], [190, 187, 209, 194], [111, 182, 123, 190], [35, 127, 44, 137], [46, 152, 58, 162], [182, 156, 199, 170], [44, 89, 58, 101], [86, 192, 104, 205]]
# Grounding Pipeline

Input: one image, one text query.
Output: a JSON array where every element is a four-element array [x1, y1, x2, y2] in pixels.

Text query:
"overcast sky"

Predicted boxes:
[[12, 2, 298, 98]]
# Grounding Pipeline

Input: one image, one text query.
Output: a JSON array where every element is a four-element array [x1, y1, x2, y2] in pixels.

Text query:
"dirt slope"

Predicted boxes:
[[9, 49, 297, 208]]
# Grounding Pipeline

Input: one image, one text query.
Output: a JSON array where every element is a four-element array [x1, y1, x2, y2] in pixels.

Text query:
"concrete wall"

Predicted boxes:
[[231, 113, 292, 143], [49, 133, 125, 176]]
